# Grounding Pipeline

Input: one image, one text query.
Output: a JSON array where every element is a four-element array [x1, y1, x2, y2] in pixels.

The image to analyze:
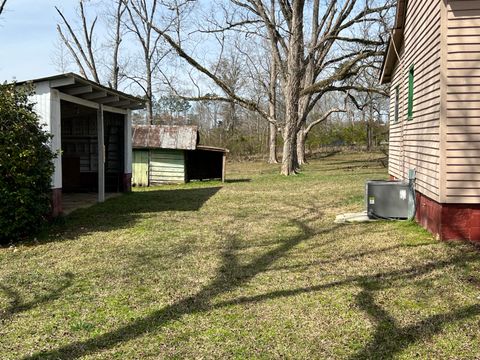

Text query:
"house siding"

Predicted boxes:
[[388, 0, 442, 202], [445, 0, 480, 203]]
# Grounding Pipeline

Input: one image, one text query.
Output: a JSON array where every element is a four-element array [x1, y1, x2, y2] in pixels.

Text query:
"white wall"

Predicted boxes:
[[32, 82, 62, 189]]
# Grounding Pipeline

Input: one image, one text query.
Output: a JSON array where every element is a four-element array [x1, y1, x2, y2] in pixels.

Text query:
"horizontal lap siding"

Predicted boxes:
[[132, 150, 149, 186], [446, 0, 480, 203], [149, 149, 186, 184], [388, 0, 441, 201]]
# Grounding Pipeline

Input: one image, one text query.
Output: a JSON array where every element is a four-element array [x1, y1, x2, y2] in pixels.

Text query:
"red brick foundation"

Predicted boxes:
[[414, 191, 480, 242], [123, 173, 132, 192], [51, 188, 62, 217]]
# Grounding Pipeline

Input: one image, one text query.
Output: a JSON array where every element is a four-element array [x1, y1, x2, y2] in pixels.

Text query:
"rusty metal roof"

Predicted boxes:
[[132, 125, 199, 150]]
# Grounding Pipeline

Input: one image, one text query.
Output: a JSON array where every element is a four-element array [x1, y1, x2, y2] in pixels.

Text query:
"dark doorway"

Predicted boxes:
[[104, 111, 125, 192], [185, 149, 224, 181], [60, 101, 125, 193], [61, 101, 98, 192]]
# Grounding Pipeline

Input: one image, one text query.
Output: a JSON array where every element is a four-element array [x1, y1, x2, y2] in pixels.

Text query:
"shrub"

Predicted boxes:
[[0, 83, 55, 243]]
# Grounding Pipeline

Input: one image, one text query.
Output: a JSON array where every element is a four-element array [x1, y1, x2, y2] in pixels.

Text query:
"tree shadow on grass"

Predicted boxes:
[[224, 179, 252, 183], [350, 281, 480, 360], [0, 272, 74, 323], [32, 187, 222, 246], [264, 242, 435, 273], [22, 210, 335, 359], [22, 209, 480, 360]]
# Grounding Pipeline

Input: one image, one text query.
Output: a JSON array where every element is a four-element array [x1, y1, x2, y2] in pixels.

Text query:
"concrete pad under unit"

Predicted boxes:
[[334, 212, 376, 224]]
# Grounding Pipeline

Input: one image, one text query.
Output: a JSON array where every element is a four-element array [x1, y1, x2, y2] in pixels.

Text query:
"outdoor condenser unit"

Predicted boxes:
[[365, 180, 415, 220]]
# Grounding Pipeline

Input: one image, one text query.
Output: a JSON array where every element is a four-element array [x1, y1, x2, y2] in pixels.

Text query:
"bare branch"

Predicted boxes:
[[127, 0, 270, 120], [56, 25, 88, 78], [55, 4, 100, 82], [305, 108, 346, 134], [302, 50, 385, 96], [0, 0, 7, 15]]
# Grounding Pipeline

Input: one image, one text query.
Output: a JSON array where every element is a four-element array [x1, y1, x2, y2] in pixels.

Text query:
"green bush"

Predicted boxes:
[[0, 83, 55, 243]]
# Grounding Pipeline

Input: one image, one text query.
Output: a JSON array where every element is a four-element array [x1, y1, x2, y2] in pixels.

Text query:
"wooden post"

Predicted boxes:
[[97, 105, 105, 203], [124, 110, 132, 191], [222, 152, 226, 183]]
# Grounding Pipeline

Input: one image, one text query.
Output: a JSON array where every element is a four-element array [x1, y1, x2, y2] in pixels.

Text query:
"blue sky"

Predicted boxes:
[[0, 0, 215, 94], [0, 0, 77, 82]]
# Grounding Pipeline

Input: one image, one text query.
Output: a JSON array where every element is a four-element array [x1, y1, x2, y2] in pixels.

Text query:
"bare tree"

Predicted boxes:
[[124, 0, 168, 124], [126, 0, 393, 174], [267, 54, 279, 163], [108, 0, 128, 89], [294, 7, 391, 164], [56, 1, 101, 82], [231, 37, 280, 162], [52, 38, 72, 73], [55, 0, 127, 89]]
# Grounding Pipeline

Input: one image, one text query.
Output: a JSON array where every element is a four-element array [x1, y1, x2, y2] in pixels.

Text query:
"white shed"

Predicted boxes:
[[20, 73, 144, 216]]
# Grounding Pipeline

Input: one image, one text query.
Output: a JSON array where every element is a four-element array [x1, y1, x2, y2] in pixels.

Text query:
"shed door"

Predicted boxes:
[[149, 149, 185, 184], [132, 150, 149, 186]]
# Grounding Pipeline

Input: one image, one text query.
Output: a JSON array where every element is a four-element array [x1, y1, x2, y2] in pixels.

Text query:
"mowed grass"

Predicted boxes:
[[1, 152, 480, 359]]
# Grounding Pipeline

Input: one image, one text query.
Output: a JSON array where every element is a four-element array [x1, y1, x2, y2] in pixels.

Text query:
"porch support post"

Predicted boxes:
[[222, 152, 226, 183], [123, 109, 133, 192], [97, 105, 105, 202]]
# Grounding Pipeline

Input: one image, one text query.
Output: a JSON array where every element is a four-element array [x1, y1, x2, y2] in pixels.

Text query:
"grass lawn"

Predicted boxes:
[[1, 152, 480, 359]]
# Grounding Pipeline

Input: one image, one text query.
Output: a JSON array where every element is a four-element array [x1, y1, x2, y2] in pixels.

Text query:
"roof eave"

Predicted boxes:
[[16, 73, 146, 110], [379, 0, 407, 85], [379, 28, 404, 84]]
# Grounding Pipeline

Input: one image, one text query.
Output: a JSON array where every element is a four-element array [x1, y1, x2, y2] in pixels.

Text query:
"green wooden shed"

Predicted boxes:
[[132, 125, 227, 186]]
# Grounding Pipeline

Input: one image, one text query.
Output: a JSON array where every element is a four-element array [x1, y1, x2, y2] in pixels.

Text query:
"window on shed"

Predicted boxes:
[[408, 65, 414, 120], [394, 86, 399, 123]]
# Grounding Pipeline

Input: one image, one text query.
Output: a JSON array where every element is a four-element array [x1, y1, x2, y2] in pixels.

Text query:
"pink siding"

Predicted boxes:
[[445, 0, 480, 203], [388, 0, 442, 202]]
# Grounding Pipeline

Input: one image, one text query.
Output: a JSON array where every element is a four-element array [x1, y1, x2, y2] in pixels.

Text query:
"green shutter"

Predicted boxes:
[[408, 65, 414, 120]]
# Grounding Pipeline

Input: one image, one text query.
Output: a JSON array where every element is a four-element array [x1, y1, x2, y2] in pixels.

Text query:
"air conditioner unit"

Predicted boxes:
[[365, 180, 414, 220]]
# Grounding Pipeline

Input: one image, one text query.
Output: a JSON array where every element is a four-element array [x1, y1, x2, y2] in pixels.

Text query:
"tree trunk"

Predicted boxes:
[[296, 127, 307, 165], [146, 62, 154, 124], [280, 0, 304, 175], [281, 121, 299, 175], [268, 122, 278, 163], [267, 52, 278, 164]]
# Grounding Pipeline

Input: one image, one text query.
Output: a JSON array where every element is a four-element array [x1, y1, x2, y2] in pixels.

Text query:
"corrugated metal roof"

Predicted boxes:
[[132, 125, 199, 150]]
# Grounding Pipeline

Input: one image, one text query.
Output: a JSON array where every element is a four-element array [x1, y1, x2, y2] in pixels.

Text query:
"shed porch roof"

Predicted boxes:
[[17, 73, 145, 110]]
